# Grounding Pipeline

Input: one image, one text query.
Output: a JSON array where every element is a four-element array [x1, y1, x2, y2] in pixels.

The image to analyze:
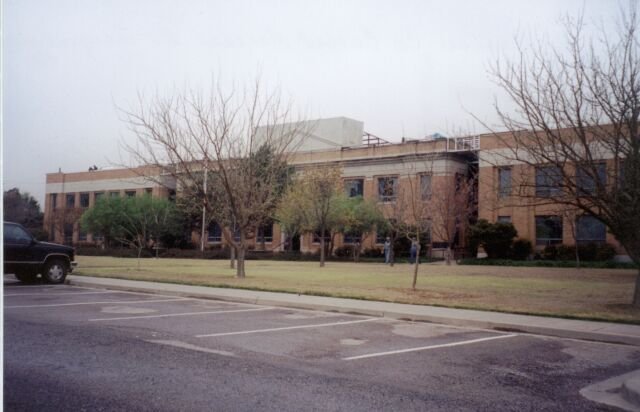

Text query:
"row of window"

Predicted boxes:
[[50, 189, 153, 208], [344, 175, 433, 202], [497, 163, 609, 198], [496, 215, 607, 246]]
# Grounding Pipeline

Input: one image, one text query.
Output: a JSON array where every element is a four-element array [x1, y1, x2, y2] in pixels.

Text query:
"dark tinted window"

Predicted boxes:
[[576, 216, 606, 244], [536, 166, 562, 197], [377, 176, 398, 202], [498, 168, 511, 198], [66, 193, 76, 208], [345, 179, 364, 198], [535, 216, 563, 246], [4, 224, 32, 244], [80, 193, 90, 208]]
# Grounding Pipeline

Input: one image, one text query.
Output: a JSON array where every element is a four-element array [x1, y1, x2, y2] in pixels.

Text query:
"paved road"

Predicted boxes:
[[4, 281, 639, 411]]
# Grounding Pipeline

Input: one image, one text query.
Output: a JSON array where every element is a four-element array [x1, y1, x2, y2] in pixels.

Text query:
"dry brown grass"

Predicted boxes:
[[75, 256, 640, 323]]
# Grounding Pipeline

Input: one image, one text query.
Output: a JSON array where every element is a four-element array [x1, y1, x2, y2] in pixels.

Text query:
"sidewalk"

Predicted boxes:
[[67, 275, 640, 347]]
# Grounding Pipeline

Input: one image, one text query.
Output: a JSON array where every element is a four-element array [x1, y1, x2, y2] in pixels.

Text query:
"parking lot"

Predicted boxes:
[[5, 281, 640, 411]]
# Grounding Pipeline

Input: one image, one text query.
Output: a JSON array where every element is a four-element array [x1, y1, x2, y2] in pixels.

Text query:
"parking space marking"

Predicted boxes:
[[196, 318, 379, 338], [4, 291, 117, 297], [89, 307, 275, 322], [343, 333, 518, 361], [146, 340, 236, 357], [5, 298, 190, 309]]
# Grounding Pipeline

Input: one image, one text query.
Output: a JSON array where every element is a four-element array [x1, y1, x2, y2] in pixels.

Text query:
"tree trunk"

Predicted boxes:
[[445, 246, 452, 265], [230, 246, 236, 269], [236, 244, 246, 278], [320, 226, 325, 268], [412, 244, 421, 290], [320, 235, 326, 267], [390, 236, 395, 267]]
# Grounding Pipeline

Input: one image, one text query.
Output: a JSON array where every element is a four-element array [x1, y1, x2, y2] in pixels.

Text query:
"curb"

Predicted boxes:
[[67, 276, 640, 347]]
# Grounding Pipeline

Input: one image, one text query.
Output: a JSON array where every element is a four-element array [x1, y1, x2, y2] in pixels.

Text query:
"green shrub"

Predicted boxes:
[[362, 247, 382, 258], [542, 245, 558, 260], [468, 219, 518, 259], [596, 243, 616, 261], [556, 245, 576, 261], [510, 239, 532, 260], [333, 245, 354, 258]]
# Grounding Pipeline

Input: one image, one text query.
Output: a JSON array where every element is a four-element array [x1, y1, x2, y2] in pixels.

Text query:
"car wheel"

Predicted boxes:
[[15, 273, 38, 283], [43, 260, 68, 284]]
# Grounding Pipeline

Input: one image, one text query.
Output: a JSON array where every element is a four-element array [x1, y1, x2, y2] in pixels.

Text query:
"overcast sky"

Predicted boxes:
[[3, 0, 620, 206]]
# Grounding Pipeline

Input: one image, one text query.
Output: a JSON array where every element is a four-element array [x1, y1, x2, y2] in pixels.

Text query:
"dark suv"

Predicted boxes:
[[3, 222, 77, 284]]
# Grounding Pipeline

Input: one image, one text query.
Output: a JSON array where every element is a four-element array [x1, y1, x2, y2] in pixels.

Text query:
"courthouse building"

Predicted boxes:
[[42, 117, 629, 260]]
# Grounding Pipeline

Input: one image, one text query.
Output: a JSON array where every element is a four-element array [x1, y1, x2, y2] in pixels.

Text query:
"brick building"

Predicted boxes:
[[42, 117, 630, 260]]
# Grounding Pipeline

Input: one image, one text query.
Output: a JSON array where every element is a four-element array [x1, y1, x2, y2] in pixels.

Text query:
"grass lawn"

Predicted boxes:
[[75, 256, 640, 323]]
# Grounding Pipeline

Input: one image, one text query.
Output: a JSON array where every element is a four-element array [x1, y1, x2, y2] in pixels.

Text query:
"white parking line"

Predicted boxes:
[[343, 334, 519, 361], [4, 291, 117, 297], [89, 307, 275, 321], [5, 298, 190, 309], [196, 318, 379, 338]]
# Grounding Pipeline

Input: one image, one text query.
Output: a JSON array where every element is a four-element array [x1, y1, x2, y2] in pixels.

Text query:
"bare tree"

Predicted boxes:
[[427, 171, 476, 265], [122, 80, 308, 278], [481, 6, 640, 305]]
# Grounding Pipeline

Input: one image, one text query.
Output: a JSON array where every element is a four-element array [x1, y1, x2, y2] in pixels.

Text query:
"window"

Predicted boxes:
[[536, 166, 562, 197], [110, 191, 120, 198], [497, 216, 511, 223], [80, 193, 90, 208], [93, 233, 104, 242], [257, 223, 274, 243], [207, 222, 222, 242], [66, 193, 75, 208], [94, 192, 104, 203], [4, 224, 33, 244], [343, 231, 361, 244], [577, 163, 606, 195], [145, 188, 153, 196], [78, 227, 87, 242], [498, 168, 511, 198], [576, 216, 606, 244], [125, 190, 136, 198], [377, 176, 398, 202], [64, 224, 74, 245], [51, 193, 58, 209], [535, 216, 563, 246], [344, 179, 364, 198], [420, 174, 432, 200], [232, 224, 241, 242], [312, 229, 331, 244]]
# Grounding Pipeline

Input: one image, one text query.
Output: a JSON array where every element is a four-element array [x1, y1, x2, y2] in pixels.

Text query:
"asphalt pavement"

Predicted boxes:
[[5, 279, 640, 411]]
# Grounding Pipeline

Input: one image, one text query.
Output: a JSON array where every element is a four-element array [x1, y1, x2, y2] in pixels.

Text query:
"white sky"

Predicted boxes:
[[3, 0, 620, 206]]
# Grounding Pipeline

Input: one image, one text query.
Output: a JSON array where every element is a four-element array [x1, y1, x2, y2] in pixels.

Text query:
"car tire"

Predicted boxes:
[[43, 259, 68, 284], [15, 272, 38, 283]]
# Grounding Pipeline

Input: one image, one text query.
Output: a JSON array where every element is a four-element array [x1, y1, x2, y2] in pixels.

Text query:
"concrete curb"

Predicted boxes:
[[67, 275, 640, 347], [581, 369, 640, 412]]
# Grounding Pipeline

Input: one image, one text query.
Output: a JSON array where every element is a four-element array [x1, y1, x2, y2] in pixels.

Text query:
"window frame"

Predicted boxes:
[[344, 178, 364, 198], [576, 215, 607, 244], [535, 215, 563, 246], [535, 165, 562, 198], [377, 176, 399, 202], [498, 167, 512, 198], [419, 173, 432, 201]]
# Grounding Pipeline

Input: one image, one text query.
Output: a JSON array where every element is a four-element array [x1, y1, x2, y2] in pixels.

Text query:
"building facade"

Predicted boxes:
[[42, 117, 629, 260]]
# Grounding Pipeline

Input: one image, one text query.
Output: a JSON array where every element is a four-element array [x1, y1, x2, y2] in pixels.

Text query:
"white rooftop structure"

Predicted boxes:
[[255, 117, 364, 152]]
